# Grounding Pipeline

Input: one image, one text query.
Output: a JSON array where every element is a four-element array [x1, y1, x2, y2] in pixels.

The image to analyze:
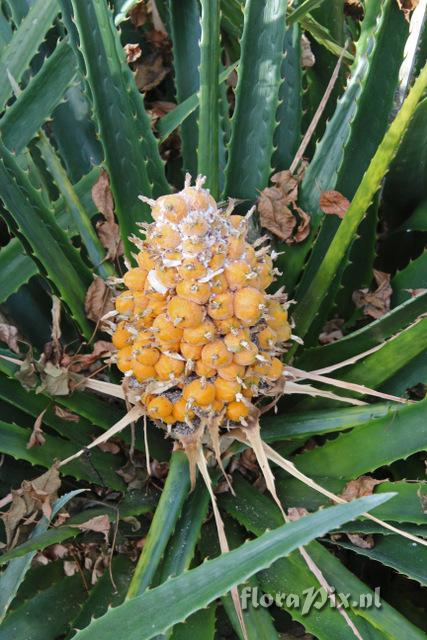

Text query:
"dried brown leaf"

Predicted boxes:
[[40, 362, 73, 396], [92, 170, 114, 223], [70, 514, 110, 543], [258, 193, 296, 242], [1, 464, 62, 546], [345, 0, 364, 17], [64, 560, 78, 576], [135, 52, 168, 92], [396, 0, 419, 20], [54, 405, 80, 422], [340, 475, 386, 501], [124, 43, 142, 63], [0, 322, 20, 353], [418, 487, 427, 513], [96, 219, 124, 260], [97, 441, 120, 454], [301, 33, 315, 68], [347, 533, 375, 549], [319, 318, 344, 345], [27, 408, 47, 449], [258, 170, 310, 244], [293, 206, 311, 243], [287, 507, 309, 521], [15, 350, 37, 389], [64, 340, 114, 374], [129, 1, 148, 27], [85, 278, 114, 324], [319, 190, 350, 218], [353, 270, 392, 320], [1, 491, 27, 547]]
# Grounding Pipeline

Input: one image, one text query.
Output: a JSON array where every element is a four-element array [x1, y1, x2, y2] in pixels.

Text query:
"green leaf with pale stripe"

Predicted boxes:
[[0, 139, 92, 336], [293, 398, 427, 479], [169, 0, 200, 177], [330, 535, 427, 587], [293, 59, 427, 340], [64, 0, 169, 257], [0, 0, 59, 110], [0, 239, 37, 304], [1, 40, 77, 154], [73, 493, 394, 640], [126, 451, 190, 599], [224, 0, 288, 199], [197, 0, 220, 197]]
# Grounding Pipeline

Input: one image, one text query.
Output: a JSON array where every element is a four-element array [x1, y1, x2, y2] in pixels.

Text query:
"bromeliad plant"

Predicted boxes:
[[0, 0, 427, 639]]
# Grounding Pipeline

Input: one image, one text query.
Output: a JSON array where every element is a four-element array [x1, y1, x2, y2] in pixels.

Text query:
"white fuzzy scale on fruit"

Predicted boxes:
[[111, 175, 292, 435]]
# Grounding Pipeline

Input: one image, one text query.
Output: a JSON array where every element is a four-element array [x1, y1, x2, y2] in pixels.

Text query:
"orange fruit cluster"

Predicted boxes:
[[112, 176, 292, 434]]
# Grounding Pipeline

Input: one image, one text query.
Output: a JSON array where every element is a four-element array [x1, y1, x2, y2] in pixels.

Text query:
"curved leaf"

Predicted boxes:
[[73, 493, 394, 640], [224, 0, 288, 199]]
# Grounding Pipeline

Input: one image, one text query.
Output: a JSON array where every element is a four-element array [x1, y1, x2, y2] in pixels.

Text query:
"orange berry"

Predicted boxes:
[[214, 378, 241, 402], [276, 323, 292, 342], [115, 292, 134, 315], [178, 258, 207, 281], [173, 397, 194, 422], [157, 339, 181, 353], [136, 249, 156, 271], [244, 245, 258, 267], [195, 359, 216, 378], [152, 314, 183, 344], [208, 292, 234, 321], [182, 187, 216, 211], [183, 379, 216, 406], [224, 329, 250, 353], [214, 317, 242, 334], [152, 194, 187, 223], [181, 218, 208, 237], [234, 287, 265, 326], [123, 267, 147, 291], [116, 345, 133, 372], [217, 362, 245, 381], [209, 253, 226, 270], [201, 340, 233, 369], [112, 321, 132, 349], [167, 297, 204, 328], [147, 396, 173, 419], [151, 225, 181, 250], [145, 292, 167, 312], [182, 238, 205, 255], [133, 292, 149, 315], [183, 320, 216, 346], [132, 346, 160, 366], [180, 342, 202, 360], [251, 354, 273, 376], [212, 399, 225, 413], [163, 414, 178, 425], [266, 300, 288, 330], [210, 273, 228, 294], [131, 361, 156, 382], [153, 267, 178, 289], [224, 261, 252, 290], [155, 354, 185, 380], [226, 401, 250, 422], [227, 235, 246, 260], [266, 357, 284, 380], [233, 341, 258, 366], [257, 259, 274, 289], [229, 215, 244, 229], [176, 280, 211, 304], [133, 330, 152, 348], [257, 326, 277, 350]]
